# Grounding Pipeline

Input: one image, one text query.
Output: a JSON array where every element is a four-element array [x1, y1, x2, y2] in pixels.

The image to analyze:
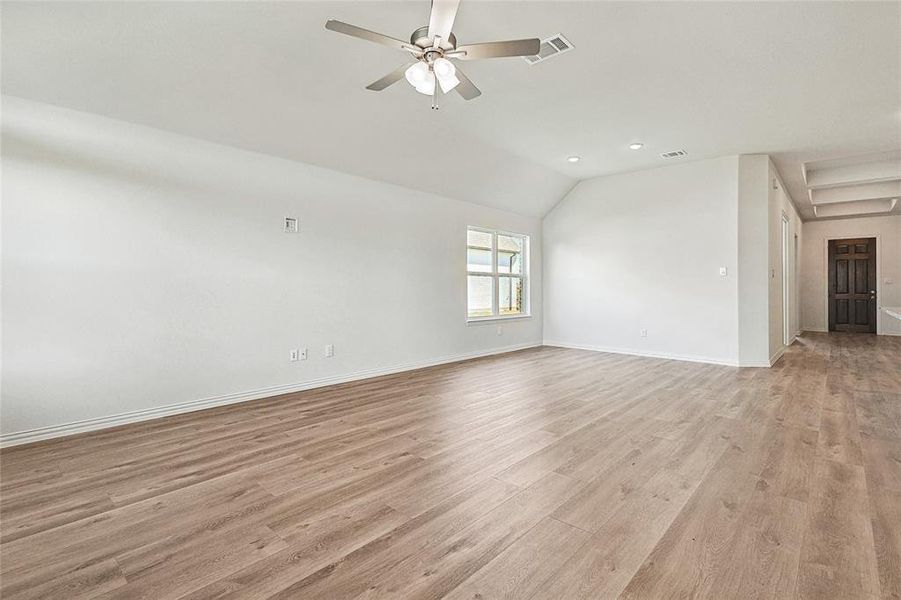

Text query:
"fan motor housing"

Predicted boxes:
[[411, 26, 456, 51]]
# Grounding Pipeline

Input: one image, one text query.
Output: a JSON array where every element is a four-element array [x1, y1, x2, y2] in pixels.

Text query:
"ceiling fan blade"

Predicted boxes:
[[454, 67, 481, 100], [455, 38, 540, 60], [427, 0, 461, 41], [325, 19, 422, 54], [366, 62, 416, 91]]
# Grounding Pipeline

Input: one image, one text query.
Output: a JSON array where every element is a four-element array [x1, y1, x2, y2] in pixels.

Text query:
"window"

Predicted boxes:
[[467, 227, 529, 320]]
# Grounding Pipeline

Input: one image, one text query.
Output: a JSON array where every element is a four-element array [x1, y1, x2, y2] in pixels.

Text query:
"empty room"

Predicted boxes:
[[1, 1, 900, 598]]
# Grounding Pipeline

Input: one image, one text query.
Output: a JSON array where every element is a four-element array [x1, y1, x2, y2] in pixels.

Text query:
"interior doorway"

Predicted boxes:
[[793, 233, 799, 338], [782, 215, 791, 346], [828, 237, 877, 333]]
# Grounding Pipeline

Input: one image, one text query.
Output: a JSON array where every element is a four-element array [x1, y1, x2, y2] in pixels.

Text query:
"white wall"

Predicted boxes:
[[735, 155, 804, 366], [768, 160, 803, 360], [1, 97, 543, 442], [737, 155, 771, 366], [543, 157, 741, 365], [800, 215, 901, 335]]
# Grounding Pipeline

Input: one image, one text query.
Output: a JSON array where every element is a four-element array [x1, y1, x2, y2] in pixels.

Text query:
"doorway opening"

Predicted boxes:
[[782, 214, 791, 346]]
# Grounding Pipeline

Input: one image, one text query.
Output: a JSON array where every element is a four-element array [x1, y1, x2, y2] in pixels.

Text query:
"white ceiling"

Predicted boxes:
[[2, 1, 899, 219]]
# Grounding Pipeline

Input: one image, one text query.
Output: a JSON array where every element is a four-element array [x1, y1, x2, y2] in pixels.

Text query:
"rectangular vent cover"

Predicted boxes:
[[524, 34, 573, 64], [660, 150, 688, 159]]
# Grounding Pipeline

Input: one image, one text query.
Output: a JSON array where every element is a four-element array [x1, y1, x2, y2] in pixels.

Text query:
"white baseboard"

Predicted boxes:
[[737, 361, 771, 368], [768, 346, 786, 366], [0, 342, 540, 448], [542, 340, 741, 367]]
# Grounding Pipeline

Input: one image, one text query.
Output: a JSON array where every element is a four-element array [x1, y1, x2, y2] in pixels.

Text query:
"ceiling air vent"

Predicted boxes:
[[660, 150, 688, 159], [523, 34, 573, 65]]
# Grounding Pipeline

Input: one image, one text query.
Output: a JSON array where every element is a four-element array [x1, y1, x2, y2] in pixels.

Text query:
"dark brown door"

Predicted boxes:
[[828, 238, 876, 333]]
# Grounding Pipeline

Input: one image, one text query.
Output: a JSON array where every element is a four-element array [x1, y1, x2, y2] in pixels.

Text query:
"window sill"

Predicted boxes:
[[466, 314, 533, 325]]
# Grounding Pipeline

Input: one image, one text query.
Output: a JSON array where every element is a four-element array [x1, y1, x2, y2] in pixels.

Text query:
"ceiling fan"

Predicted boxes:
[[325, 0, 540, 109]]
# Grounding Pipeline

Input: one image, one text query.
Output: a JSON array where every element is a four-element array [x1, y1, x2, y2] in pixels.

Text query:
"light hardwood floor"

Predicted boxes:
[[1, 333, 899, 599]]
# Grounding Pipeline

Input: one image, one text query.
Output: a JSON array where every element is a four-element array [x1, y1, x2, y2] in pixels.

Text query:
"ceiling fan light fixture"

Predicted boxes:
[[405, 61, 436, 95], [433, 58, 459, 93], [326, 0, 544, 105], [405, 62, 429, 86], [437, 72, 460, 93], [415, 72, 436, 95], [433, 57, 454, 78]]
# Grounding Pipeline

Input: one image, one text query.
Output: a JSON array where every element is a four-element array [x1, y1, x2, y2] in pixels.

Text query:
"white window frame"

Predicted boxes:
[[466, 226, 530, 322]]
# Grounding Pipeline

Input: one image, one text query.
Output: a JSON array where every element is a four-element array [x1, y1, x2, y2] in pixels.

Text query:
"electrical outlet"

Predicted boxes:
[[719, 267, 728, 277], [496, 324, 503, 335], [325, 344, 334, 358], [289, 349, 299, 362], [299, 348, 307, 361], [640, 329, 648, 338]]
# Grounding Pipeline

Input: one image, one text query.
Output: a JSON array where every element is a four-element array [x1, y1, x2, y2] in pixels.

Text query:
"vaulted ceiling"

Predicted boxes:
[[2, 1, 899, 219]]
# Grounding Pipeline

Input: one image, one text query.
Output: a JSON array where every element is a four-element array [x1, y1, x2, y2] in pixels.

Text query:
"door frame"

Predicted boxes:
[[782, 213, 791, 346], [794, 232, 799, 339], [822, 234, 881, 334]]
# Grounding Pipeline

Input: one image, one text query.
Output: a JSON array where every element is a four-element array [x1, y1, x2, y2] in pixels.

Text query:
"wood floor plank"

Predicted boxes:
[[0, 557, 127, 600], [229, 477, 523, 599], [534, 416, 739, 599], [100, 523, 288, 600], [703, 495, 807, 600], [342, 471, 581, 600], [442, 516, 589, 600], [818, 407, 864, 465], [797, 458, 882, 600], [617, 420, 775, 599], [1, 333, 898, 599], [757, 423, 819, 503], [868, 485, 901, 600], [857, 391, 901, 441]]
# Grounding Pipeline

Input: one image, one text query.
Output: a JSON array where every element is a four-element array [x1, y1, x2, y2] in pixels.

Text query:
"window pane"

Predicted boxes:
[[497, 234, 524, 274], [499, 276, 524, 315], [467, 229, 493, 273], [467, 275, 494, 318], [467, 248, 492, 273]]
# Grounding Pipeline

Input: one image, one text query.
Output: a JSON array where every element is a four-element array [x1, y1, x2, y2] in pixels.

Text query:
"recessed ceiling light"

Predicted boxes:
[[629, 143, 644, 150], [567, 156, 581, 163]]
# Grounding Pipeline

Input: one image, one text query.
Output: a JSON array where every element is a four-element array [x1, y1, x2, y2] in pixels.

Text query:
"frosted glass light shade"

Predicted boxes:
[[415, 72, 436, 95], [405, 62, 436, 95], [433, 58, 459, 92]]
